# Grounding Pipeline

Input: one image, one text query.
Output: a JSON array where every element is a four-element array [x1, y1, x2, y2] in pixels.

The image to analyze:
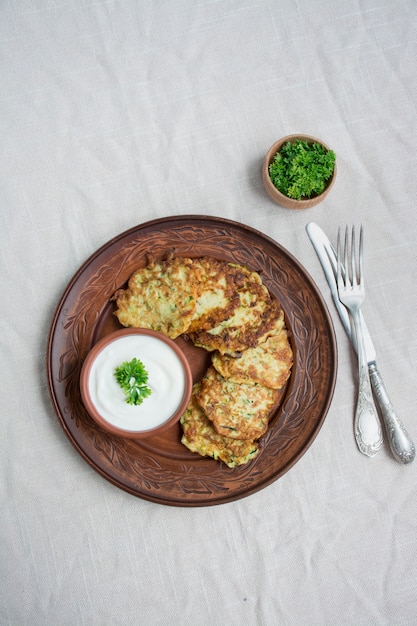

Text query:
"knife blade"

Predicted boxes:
[[306, 221, 415, 464]]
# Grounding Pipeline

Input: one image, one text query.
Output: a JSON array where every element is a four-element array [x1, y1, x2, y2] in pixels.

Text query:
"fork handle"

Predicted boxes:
[[369, 364, 415, 464], [352, 313, 383, 457]]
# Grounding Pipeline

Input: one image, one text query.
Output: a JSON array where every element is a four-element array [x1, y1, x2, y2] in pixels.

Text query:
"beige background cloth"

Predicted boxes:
[[1, 1, 416, 624]]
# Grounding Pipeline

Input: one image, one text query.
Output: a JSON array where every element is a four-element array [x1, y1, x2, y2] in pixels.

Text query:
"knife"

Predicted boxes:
[[306, 222, 415, 464]]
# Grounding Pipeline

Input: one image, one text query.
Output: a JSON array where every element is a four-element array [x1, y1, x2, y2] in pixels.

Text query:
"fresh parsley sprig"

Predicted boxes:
[[269, 140, 335, 200], [114, 358, 152, 406]]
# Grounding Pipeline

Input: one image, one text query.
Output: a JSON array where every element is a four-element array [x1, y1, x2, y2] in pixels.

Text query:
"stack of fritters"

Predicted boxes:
[[181, 321, 293, 467], [112, 254, 293, 467]]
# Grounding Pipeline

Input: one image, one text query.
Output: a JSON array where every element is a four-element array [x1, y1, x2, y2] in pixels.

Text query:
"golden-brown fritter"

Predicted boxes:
[[189, 266, 283, 356], [187, 258, 245, 332], [195, 367, 280, 440], [180, 384, 260, 467], [212, 321, 293, 389], [113, 256, 201, 339]]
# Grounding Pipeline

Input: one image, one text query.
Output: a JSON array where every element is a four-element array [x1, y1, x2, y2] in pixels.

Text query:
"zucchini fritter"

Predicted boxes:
[[196, 367, 280, 440], [189, 266, 283, 356], [180, 384, 259, 468], [212, 320, 293, 389], [113, 256, 201, 339], [187, 258, 245, 332]]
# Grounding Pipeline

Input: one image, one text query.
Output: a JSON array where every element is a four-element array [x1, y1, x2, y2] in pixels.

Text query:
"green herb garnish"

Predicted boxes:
[[269, 140, 335, 200], [114, 358, 152, 406]]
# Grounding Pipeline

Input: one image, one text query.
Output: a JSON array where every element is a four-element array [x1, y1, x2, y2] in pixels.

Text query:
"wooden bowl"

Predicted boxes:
[[262, 134, 337, 209]]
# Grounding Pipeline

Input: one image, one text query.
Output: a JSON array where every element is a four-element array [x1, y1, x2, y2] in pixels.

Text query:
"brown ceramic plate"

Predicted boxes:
[[47, 215, 337, 507]]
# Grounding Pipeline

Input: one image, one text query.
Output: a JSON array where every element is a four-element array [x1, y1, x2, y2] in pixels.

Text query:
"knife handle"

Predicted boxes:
[[353, 323, 383, 458], [369, 363, 415, 464]]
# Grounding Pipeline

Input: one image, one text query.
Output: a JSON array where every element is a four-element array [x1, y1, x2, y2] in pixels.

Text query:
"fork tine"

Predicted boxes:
[[359, 224, 364, 287], [351, 225, 357, 287], [344, 225, 349, 286], [336, 227, 342, 286]]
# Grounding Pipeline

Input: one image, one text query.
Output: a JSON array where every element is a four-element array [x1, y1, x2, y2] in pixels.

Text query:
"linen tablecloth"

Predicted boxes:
[[1, 1, 416, 624]]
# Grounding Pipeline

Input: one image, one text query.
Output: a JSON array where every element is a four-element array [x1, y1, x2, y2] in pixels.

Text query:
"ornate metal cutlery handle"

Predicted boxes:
[[352, 312, 383, 457], [369, 364, 416, 464]]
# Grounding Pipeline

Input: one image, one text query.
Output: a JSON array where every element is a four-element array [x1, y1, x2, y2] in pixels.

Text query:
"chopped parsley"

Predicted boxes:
[[114, 358, 152, 406], [269, 139, 336, 200]]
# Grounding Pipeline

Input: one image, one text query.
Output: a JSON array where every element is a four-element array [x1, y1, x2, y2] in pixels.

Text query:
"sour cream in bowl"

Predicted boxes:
[[80, 328, 193, 438]]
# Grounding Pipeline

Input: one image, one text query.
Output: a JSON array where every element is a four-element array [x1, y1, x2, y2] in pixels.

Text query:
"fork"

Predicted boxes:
[[337, 225, 383, 457]]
